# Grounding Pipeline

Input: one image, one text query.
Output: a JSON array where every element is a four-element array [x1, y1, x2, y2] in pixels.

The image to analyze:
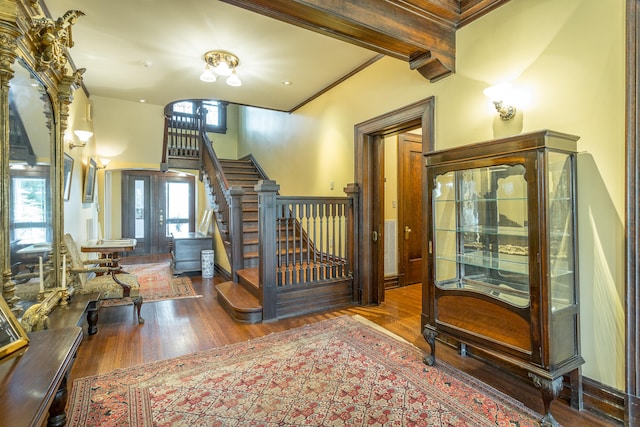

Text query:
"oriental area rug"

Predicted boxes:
[[99, 261, 200, 307], [66, 315, 545, 426]]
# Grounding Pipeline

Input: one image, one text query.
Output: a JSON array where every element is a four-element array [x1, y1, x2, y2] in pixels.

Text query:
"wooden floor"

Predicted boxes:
[[68, 257, 617, 426]]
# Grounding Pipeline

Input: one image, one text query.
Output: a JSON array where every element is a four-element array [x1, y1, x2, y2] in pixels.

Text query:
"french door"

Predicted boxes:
[[121, 170, 195, 255]]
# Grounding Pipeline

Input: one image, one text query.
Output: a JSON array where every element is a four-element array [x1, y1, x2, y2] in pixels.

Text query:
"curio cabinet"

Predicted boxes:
[[422, 130, 583, 426]]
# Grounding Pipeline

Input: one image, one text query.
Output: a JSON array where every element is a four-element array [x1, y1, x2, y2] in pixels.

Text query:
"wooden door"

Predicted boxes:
[[121, 170, 195, 256], [398, 133, 423, 285]]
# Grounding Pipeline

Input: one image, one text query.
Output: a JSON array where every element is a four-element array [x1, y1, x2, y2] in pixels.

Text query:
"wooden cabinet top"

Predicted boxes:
[[425, 130, 580, 166], [0, 327, 82, 427]]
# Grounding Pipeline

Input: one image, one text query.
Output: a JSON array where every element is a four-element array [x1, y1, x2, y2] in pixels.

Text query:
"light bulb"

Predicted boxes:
[[74, 129, 93, 142], [200, 65, 216, 82], [226, 70, 241, 87], [214, 60, 232, 76]]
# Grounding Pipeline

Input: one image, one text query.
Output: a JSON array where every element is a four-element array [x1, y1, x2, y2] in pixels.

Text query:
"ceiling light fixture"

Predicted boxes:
[[200, 50, 241, 86]]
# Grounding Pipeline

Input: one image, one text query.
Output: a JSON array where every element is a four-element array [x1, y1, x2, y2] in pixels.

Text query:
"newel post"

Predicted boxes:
[[228, 186, 244, 281], [344, 183, 360, 303], [255, 179, 280, 321]]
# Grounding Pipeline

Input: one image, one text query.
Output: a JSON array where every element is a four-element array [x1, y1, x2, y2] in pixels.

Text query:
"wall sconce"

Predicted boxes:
[[483, 83, 516, 120], [200, 50, 242, 87], [98, 158, 111, 169], [69, 104, 93, 150], [68, 140, 87, 150]]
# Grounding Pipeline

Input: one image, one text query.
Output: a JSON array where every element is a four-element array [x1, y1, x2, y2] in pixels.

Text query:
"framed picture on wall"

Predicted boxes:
[[83, 157, 97, 203], [0, 294, 29, 360], [63, 152, 74, 201]]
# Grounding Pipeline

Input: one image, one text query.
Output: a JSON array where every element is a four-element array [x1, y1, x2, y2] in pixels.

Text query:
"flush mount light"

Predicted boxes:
[[200, 50, 241, 86]]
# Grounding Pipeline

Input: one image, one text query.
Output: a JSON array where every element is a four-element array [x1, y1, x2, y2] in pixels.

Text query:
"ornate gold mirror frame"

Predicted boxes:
[[0, 0, 84, 341]]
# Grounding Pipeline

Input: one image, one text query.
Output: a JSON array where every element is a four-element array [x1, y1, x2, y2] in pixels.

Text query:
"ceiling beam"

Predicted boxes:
[[220, 0, 509, 82]]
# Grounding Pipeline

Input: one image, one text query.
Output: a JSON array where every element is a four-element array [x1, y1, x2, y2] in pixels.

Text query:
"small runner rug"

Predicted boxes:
[[66, 315, 544, 426], [99, 261, 200, 307]]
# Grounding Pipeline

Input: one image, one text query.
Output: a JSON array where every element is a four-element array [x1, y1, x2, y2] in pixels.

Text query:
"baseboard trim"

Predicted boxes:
[[384, 275, 399, 289], [578, 376, 625, 425], [214, 264, 231, 281]]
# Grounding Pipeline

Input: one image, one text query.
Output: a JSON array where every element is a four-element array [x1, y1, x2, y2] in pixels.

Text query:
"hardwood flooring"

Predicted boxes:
[[68, 258, 617, 426]]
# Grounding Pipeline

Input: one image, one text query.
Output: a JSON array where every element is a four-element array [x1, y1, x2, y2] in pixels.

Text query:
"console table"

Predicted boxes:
[[0, 327, 82, 427], [171, 232, 213, 274]]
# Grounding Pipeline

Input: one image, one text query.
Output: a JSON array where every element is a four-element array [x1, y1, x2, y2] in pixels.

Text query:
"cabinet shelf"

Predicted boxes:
[[436, 251, 572, 278], [438, 277, 530, 307], [435, 225, 528, 237]]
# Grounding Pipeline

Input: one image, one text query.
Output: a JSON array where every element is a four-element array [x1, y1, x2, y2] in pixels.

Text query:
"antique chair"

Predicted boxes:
[[64, 233, 144, 324]]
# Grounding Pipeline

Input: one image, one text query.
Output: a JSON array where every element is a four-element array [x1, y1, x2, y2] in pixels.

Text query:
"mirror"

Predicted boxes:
[[8, 58, 55, 307]]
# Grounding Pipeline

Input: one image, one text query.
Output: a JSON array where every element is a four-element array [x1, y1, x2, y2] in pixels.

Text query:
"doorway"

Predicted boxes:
[[121, 170, 195, 256], [354, 98, 435, 306]]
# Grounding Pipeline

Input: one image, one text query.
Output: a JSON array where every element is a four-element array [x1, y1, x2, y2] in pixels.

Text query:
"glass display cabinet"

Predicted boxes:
[[422, 130, 583, 427]]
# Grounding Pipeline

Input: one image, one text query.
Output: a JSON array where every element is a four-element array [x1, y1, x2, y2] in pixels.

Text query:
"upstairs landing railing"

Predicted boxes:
[[161, 109, 201, 170]]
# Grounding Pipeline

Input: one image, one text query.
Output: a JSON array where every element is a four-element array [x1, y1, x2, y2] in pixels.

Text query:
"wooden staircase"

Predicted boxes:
[[209, 158, 264, 323], [217, 159, 260, 268], [164, 107, 357, 325]]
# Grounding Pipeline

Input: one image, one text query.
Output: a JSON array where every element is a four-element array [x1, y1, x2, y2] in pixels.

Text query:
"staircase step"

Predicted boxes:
[[226, 173, 259, 179], [215, 281, 262, 324], [236, 267, 259, 297]]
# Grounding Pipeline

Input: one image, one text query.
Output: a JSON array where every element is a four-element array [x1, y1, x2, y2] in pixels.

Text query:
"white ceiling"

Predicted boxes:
[[44, 0, 381, 111]]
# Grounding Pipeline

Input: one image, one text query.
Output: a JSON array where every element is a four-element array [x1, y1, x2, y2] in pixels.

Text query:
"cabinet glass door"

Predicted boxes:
[[547, 152, 575, 312], [433, 163, 530, 307]]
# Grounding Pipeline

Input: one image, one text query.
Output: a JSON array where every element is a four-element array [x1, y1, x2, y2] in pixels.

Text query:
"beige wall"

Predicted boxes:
[[236, 0, 625, 389]]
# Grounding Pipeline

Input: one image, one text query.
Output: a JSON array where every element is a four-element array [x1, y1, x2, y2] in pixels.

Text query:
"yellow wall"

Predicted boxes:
[[236, 0, 625, 389], [63, 89, 99, 248]]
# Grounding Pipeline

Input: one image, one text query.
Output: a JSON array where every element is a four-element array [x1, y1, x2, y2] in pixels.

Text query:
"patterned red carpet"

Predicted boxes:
[[66, 316, 543, 426], [99, 261, 200, 307]]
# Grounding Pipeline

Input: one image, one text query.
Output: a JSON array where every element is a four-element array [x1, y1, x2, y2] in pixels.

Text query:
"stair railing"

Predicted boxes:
[[198, 112, 244, 273], [256, 180, 359, 321]]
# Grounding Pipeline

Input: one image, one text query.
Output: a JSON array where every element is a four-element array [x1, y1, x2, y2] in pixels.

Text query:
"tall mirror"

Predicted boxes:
[[8, 58, 54, 311]]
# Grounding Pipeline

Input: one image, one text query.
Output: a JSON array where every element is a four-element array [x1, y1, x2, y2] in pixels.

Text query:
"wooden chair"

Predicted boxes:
[[63, 233, 144, 324]]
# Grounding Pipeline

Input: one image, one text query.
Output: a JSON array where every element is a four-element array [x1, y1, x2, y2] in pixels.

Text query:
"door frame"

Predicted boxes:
[[354, 97, 435, 305]]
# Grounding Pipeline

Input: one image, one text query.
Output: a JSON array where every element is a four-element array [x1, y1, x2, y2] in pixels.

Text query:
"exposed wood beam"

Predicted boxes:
[[220, 0, 508, 82]]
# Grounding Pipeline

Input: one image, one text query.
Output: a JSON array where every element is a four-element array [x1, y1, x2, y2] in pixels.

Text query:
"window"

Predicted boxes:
[[171, 100, 227, 134], [10, 166, 51, 244]]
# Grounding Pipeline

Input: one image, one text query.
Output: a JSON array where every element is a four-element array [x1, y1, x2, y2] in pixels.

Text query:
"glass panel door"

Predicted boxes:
[[165, 181, 191, 236], [122, 170, 195, 256]]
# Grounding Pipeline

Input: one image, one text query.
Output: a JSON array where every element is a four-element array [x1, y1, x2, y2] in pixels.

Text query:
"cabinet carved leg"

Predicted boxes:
[[422, 327, 437, 366], [528, 373, 563, 427], [47, 374, 68, 427]]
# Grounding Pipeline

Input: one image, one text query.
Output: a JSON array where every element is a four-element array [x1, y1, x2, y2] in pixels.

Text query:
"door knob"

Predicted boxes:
[[405, 225, 412, 240]]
